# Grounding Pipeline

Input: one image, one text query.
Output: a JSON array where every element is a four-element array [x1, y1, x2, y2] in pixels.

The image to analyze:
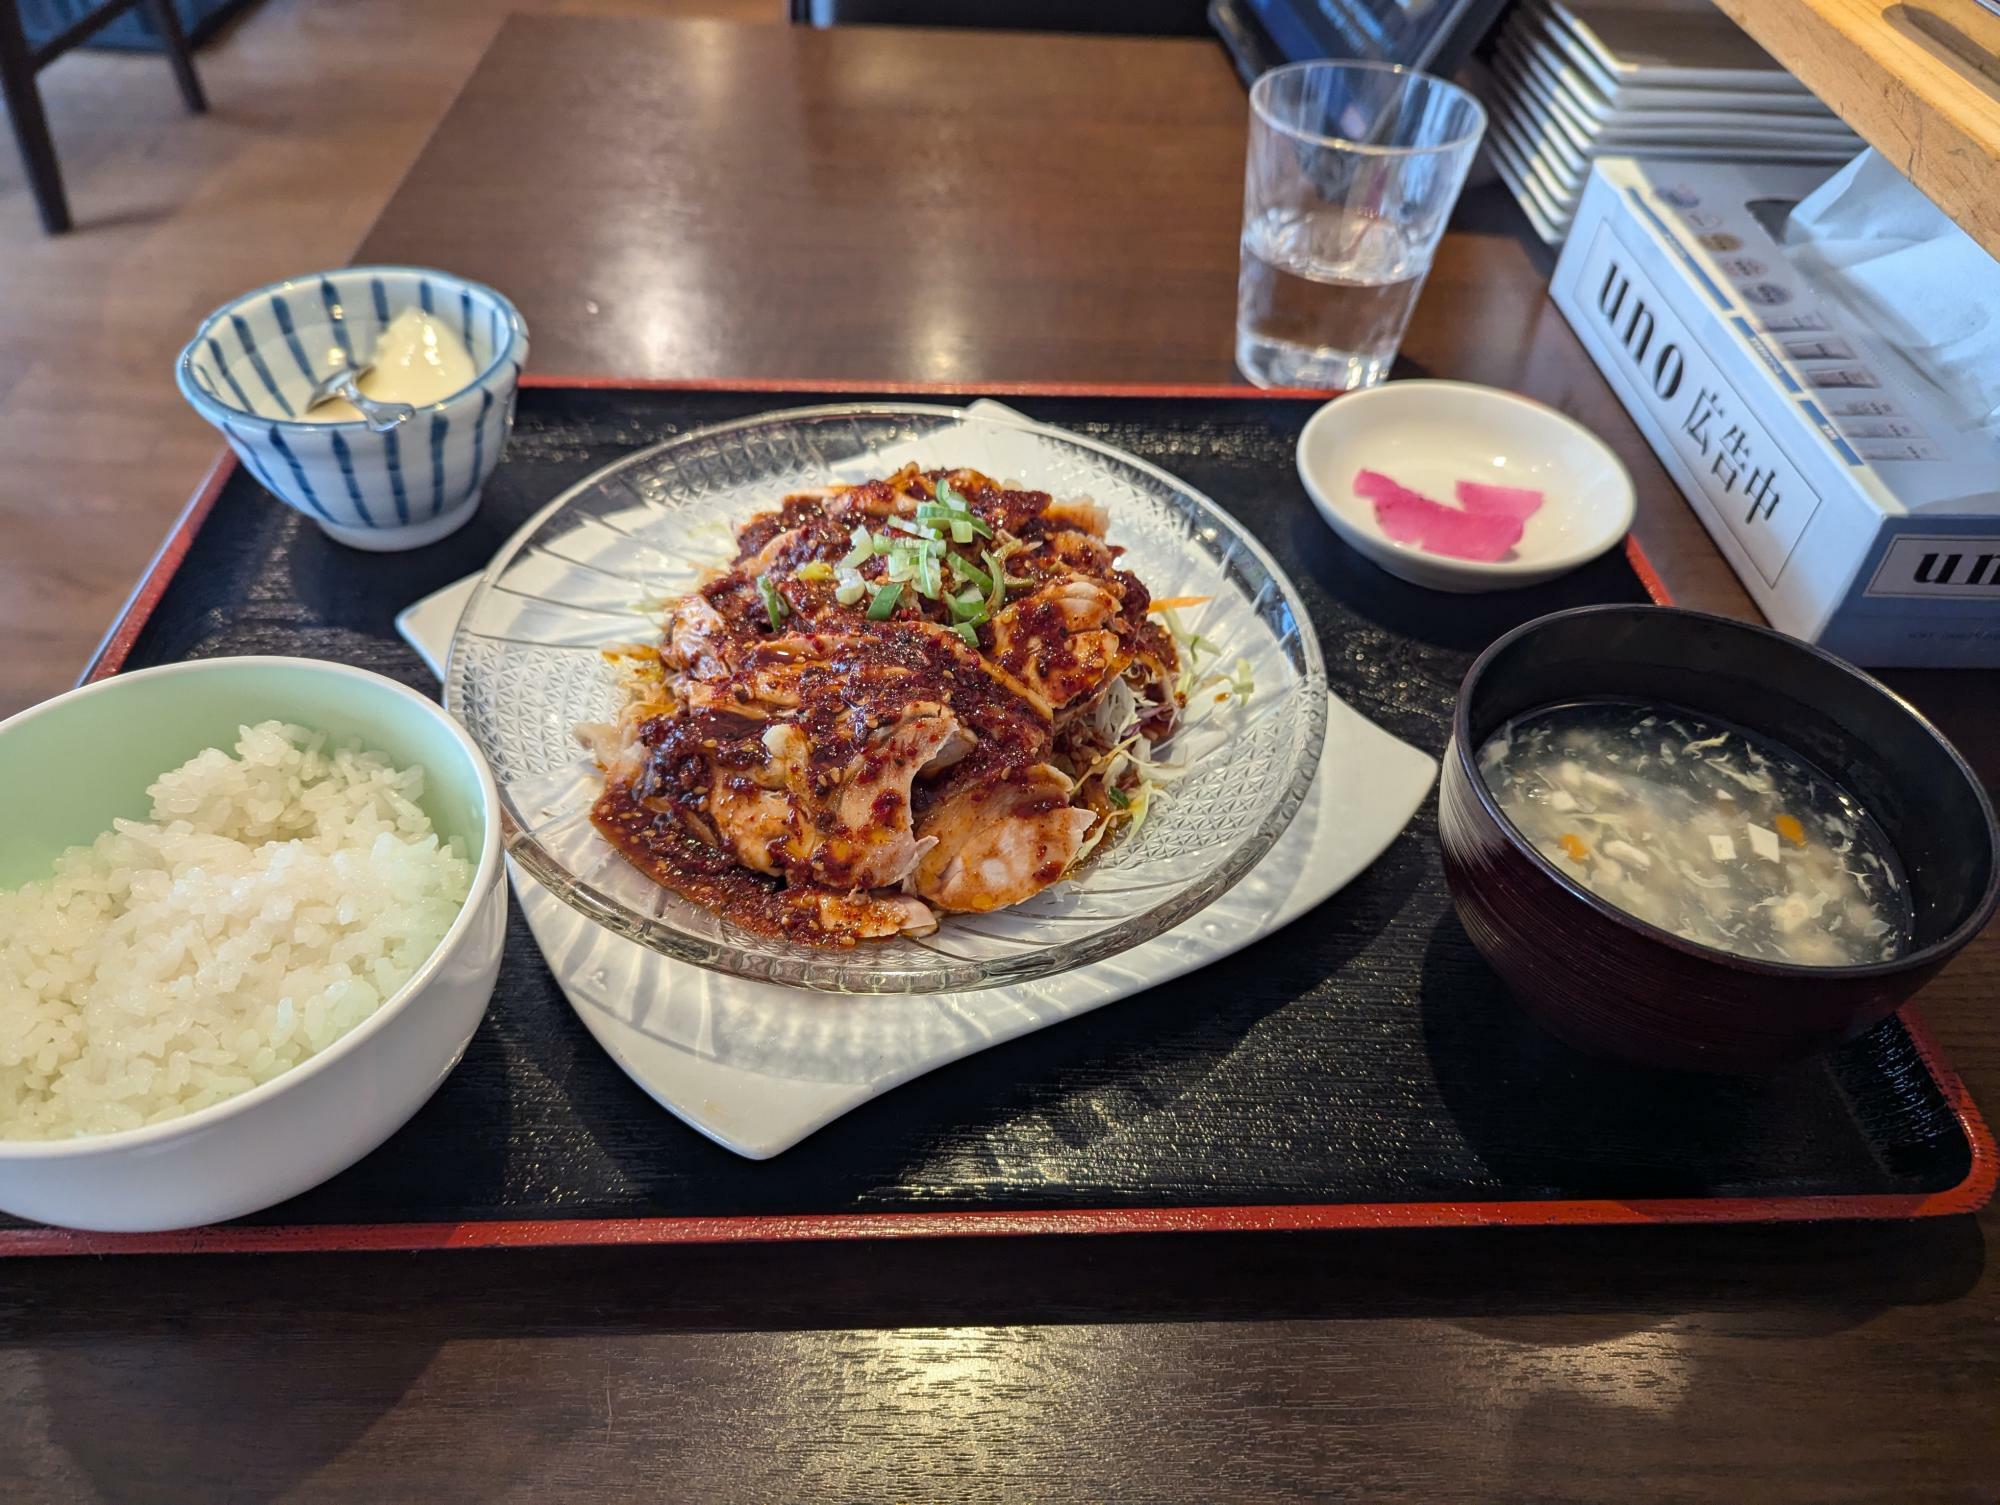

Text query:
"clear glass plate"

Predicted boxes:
[[445, 404, 1328, 992]]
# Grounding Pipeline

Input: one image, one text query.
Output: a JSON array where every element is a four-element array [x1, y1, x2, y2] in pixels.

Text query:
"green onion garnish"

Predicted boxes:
[[834, 566, 866, 606], [1106, 786, 1131, 809], [982, 549, 1009, 617], [757, 575, 788, 631], [951, 553, 993, 593], [929, 477, 989, 544], [915, 551, 942, 599], [949, 621, 980, 647], [841, 525, 874, 568], [866, 581, 903, 620]]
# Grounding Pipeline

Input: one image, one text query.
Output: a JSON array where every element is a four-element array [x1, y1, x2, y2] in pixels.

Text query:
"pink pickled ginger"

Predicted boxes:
[[1455, 479, 1544, 524], [1354, 470, 1530, 563]]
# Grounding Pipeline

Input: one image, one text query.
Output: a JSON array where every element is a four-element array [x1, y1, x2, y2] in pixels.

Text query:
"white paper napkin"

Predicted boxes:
[[1787, 150, 2000, 436]]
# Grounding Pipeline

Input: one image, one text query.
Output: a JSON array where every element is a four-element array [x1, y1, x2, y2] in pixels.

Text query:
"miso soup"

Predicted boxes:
[[1477, 702, 1912, 966]]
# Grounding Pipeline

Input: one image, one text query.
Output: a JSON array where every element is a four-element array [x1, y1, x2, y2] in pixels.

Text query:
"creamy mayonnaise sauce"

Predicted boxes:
[[304, 309, 477, 420]]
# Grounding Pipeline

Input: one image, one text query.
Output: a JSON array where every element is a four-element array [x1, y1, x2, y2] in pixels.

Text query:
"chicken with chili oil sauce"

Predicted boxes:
[[575, 464, 1191, 946]]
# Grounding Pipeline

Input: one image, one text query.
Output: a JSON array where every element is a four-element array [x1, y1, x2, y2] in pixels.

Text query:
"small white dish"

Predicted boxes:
[[1296, 379, 1635, 593]]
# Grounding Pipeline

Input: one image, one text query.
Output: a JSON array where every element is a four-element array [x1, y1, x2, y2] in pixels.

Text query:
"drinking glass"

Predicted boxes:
[[1236, 60, 1487, 391]]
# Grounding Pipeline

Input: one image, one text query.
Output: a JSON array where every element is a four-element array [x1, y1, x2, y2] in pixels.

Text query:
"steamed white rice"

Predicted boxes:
[[0, 721, 472, 1141]]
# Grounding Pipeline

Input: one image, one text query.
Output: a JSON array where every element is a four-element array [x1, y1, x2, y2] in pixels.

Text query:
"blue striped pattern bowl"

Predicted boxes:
[[176, 267, 529, 551]]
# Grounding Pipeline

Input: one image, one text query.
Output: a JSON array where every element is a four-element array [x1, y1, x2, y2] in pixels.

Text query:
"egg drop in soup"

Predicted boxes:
[[1477, 702, 1912, 966]]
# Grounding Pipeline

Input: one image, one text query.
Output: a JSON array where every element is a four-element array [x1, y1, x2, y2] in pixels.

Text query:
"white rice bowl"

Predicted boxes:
[[0, 721, 472, 1141]]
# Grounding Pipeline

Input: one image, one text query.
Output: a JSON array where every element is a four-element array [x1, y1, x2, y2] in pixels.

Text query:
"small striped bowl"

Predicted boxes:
[[177, 267, 529, 551]]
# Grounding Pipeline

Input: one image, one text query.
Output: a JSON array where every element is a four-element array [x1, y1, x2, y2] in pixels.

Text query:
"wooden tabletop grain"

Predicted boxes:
[[7, 18, 1996, 1501]]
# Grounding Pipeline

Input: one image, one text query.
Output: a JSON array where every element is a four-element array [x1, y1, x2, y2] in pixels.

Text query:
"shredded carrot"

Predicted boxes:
[[1146, 595, 1214, 613], [1558, 833, 1590, 863], [1774, 813, 1806, 847]]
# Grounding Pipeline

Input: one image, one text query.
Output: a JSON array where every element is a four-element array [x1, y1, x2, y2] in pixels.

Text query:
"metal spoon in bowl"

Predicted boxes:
[[303, 363, 417, 433]]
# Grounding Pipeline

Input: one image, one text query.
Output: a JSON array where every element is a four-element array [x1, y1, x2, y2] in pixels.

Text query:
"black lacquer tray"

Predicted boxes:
[[8, 379, 1987, 1254]]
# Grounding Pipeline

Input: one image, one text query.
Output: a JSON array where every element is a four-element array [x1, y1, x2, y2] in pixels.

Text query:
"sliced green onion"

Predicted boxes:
[[872, 532, 896, 556], [840, 525, 874, 568], [1106, 785, 1131, 809], [866, 581, 903, 620], [949, 621, 980, 647], [926, 478, 991, 543], [884, 549, 917, 583], [795, 560, 834, 582], [983, 549, 1008, 618], [834, 566, 867, 606], [756, 575, 788, 631], [951, 553, 993, 593], [915, 551, 942, 599]]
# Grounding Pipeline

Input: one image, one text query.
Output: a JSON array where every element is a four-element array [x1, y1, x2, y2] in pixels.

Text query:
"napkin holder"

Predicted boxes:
[[1551, 154, 2000, 667]]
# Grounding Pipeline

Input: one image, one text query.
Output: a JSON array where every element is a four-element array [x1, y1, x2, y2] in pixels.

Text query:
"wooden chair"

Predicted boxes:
[[0, 0, 206, 233]]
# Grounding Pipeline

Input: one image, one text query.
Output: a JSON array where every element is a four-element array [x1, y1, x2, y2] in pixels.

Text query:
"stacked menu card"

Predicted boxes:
[[1473, 0, 1864, 243]]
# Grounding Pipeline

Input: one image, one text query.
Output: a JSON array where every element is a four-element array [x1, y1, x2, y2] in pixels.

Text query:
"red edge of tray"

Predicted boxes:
[[35, 375, 1990, 1258]]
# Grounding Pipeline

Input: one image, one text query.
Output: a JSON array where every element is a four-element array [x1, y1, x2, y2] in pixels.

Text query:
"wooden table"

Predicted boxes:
[[9, 18, 1997, 1500]]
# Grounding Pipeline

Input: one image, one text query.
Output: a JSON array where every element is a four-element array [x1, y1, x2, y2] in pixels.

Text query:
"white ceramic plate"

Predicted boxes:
[[1486, 140, 1572, 245], [1297, 381, 1635, 593], [1535, 0, 1812, 93], [1495, 31, 1858, 147], [509, 700, 1428, 1157]]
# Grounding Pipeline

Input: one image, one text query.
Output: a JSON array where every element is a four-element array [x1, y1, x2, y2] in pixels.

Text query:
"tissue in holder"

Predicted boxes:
[[1550, 155, 2000, 668], [1787, 151, 2000, 439]]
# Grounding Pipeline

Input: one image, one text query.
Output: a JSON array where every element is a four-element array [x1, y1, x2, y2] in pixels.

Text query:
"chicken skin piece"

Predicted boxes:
[[988, 576, 1133, 713], [911, 763, 1098, 914]]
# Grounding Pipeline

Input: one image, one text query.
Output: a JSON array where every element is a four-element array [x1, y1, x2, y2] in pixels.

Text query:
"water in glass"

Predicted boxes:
[[1236, 206, 1426, 391]]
